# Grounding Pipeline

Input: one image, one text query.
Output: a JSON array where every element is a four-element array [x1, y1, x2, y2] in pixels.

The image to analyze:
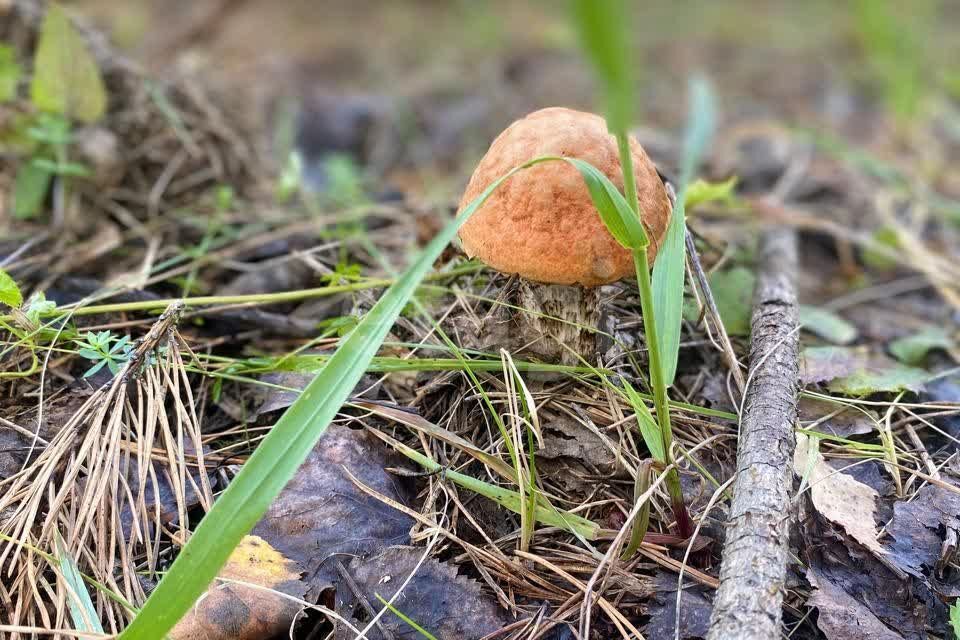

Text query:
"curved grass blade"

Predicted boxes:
[[119, 163, 537, 640], [564, 156, 648, 250], [652, 76, 716, 385]]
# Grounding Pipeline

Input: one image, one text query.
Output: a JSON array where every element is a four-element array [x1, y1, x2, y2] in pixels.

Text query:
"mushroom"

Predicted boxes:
[[457, 107, 672, 364]]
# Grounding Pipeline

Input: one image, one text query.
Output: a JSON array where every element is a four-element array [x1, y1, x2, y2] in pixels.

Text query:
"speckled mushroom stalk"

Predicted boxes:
[[457, 107, 672, 365]]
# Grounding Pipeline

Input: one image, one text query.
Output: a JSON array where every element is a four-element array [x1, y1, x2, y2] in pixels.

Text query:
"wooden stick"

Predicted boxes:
[[707, 227, 800, 640]]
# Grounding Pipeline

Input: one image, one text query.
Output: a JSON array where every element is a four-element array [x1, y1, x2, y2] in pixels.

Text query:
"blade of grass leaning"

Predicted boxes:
[[622, 378, 665, 462], [374, 595, 440, 640], [565, 157, 648, 249], [119, 162, 535, 640], [120, 154, 626, 639], [55, 533, 104, 634], [652, 76, 716, 385]]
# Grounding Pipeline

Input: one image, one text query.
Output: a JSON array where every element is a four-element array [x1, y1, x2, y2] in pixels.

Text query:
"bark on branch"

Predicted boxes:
[[707, 227, 800, 640]]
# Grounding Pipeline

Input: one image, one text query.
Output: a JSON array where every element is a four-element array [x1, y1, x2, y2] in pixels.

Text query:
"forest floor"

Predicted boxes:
[[1, 1, 960, 639]]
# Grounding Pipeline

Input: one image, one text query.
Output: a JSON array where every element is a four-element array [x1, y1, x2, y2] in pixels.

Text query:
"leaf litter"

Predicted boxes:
[[2, 1, 960, 639]]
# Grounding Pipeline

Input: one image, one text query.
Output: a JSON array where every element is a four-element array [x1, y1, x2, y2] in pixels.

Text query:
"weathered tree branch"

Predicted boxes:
[[707, 226, 800, 640]]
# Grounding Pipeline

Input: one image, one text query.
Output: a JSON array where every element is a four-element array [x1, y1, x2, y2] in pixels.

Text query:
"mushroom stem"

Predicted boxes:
[[518, 282, 601, 366]]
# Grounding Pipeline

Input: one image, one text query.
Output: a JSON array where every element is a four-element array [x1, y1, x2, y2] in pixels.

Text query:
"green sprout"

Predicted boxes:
[[74, 330, 134, 378]]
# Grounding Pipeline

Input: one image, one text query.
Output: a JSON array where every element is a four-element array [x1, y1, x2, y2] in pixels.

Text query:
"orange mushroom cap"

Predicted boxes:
[[457, 107, 672, 286]]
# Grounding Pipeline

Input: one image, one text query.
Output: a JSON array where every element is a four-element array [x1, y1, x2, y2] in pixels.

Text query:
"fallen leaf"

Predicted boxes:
[[708, 267, 755, 336], [537, 414, 620, 479], [888, 327, 955, 366], [794, 434, 885, 556], [798, 398, 876, 438], [828, 364, 929, 395], [170, 535, 306, 640], [801, 346, 863, 384], [801, 346, 929, 394], [806, 564, 906, 640], [644, 572, 713, 640], [251, 424, 415, 598], [799, 305, 858, 345], [334, 545, 508, 640], [885, 483, 960, 579]]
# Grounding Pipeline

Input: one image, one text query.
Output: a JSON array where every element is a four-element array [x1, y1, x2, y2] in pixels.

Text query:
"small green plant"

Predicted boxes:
[[0, 268, 22, 308], [275, 150, 304, 204], [322, 153, 368, 209], [573, 0, 716, 549], [74, 330, 133, 378], [8, 2, 105, 218], [22, 292, 57, 326], [14, 113, 90, 219]]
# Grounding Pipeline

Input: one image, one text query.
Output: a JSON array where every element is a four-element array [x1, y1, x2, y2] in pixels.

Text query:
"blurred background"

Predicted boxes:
[[66, 0, 960, 202]]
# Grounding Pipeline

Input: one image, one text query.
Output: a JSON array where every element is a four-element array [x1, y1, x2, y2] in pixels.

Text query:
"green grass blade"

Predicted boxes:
[[622, 378, 665, 462], [55, 533, 104, 634], [564, 157, 648, 250], [570, 0, 634, 133], [375, 430, 599, 540], [374, 595, 440, 640], [652, 77, 716, 385], [119, 165, 527, 640]]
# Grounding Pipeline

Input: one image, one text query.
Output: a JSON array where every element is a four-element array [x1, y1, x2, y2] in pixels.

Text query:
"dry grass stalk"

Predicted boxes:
[[0, 303, 212, 634]]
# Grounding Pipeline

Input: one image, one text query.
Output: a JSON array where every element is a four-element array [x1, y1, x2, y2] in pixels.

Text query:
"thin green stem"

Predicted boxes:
[[617, 131, 693, 541], [0, 264, 483, 323]]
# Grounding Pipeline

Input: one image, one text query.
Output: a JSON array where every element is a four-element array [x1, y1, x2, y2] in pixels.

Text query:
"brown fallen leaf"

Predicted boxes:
[[252, 424, 415, 598], [334, 545, 508, 640], [794, 434, 885, 557], [806, 565, 906, 640], [885, 483, 960, 579], [798, 397, 876, 438], [170, 535, 306, 640]]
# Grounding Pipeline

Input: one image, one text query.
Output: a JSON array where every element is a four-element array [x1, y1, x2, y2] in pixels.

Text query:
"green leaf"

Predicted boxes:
[[950, 600, 960, 640], [55, 533, 104, 634], [622, 378, 665, 462], [13, 161, 52, 219], [30, 3, 107, 123], [0, 268, 22, 308], [827, 362, 930, 396], [652, 77, 717, 385], [888, 327, 954, 365], [799, 305, 859, 345], [563, 157, 648, 250], [684, 176, 738, 210], [570, 0, 634, 133], [118, 158, 546, 640], [0, 44, 21, 103], [861, 226, 900, 271], [709, 266, 755, 336]]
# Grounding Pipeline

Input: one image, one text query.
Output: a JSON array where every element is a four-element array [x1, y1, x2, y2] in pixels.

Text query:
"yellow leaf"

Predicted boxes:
[[30, 3, 107, 123], [169, 536, 306, 640]]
